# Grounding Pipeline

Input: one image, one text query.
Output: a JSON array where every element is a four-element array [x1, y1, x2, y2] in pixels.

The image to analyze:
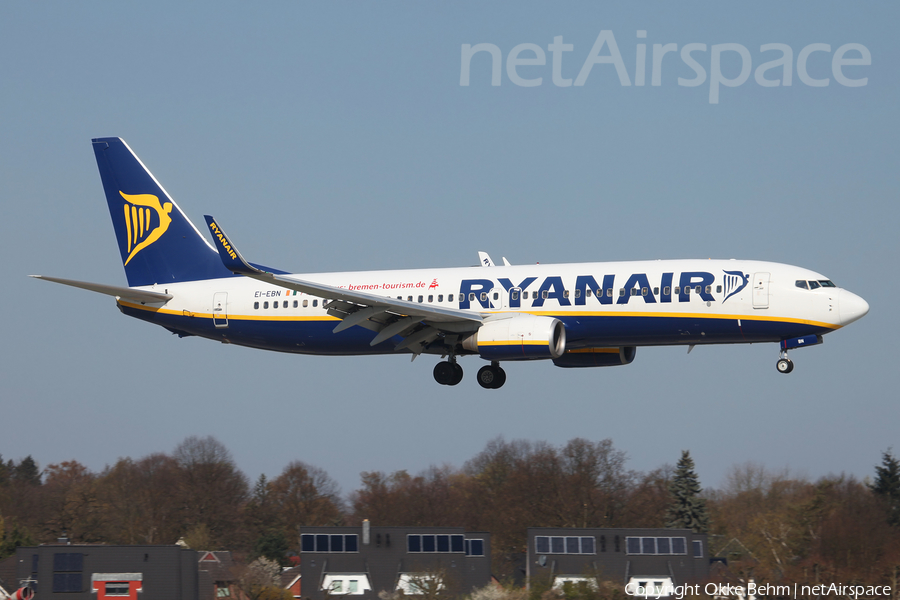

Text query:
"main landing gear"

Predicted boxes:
[[776, 350, 794, 374], [477, 362, 506, 389], [433, 359, 507, 389], [433, 359, 463, 386]]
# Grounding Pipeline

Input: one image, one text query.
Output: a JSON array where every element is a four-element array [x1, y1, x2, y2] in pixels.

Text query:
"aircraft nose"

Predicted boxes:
[[839, 289, 869, 326]]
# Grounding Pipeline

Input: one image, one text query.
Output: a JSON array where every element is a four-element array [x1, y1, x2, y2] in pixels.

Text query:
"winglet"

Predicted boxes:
[[204, 216, 263, 275], [478, 251, 494, 267]]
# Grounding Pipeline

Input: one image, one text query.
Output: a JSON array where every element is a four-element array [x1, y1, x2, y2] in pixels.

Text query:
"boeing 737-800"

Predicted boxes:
[[32, 138, 869, 389]]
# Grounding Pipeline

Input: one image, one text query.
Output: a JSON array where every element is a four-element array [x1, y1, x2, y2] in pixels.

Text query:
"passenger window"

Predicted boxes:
[[428, 295, 433, 302], [675, 286, 681, 295], [641, 287, 648, 296], [469, 293, 475, 301], [586, 289, 592, 297], [438, 295, 443, 302], [695, 285, 701, 294], [542, 290, 549, 299], [448, 294, 454, 302], [418, 295, 423, 303], [653, 287, 659, 295], [313, 300, 318, 307], [293, 300, 298, 308], [480, 292, 487, 301], [284, 301, 288, 308], [493, 292, 499, 300], [563, 290, 570, 298], [606, 288, 613, 297], [705, 285, 711, 294], [523, 291, 528, 299], [264, 301, 269, 309], [575, 289, 581, 299], [408, 296, 413, 302], [273, 301, 278, 309], [664, 286, 670, 295], [254, 302, 259, 310], [303, 299, 308, 307], [511, 290, 519, 301], [619, 289, 626, 297]]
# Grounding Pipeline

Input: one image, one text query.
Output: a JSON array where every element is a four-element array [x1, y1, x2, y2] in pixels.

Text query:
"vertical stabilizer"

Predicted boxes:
[[92, 137, 232, 286]]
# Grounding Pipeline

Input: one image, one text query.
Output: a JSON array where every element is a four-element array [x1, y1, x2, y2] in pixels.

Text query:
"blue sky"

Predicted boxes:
[[2, 1, 897, 498]]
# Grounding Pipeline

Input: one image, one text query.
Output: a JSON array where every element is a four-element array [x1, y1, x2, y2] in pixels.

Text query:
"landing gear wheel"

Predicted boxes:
[[433, 361, 454, 385], [449, 362, 463, 386], [433, 361, 464, 386], [776, 358, 794, 374], [477, 364, 507, 389]]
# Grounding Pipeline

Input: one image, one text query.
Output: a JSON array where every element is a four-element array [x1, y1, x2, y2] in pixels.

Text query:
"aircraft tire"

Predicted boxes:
[[449, 362, 463, 386], [776, 358, 794, 374], [433, 361, 455, 385], [477, 365, 506, 389]]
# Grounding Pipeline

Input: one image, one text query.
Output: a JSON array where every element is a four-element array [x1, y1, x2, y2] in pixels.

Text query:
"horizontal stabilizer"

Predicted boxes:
[[30, 275, 172, 303]]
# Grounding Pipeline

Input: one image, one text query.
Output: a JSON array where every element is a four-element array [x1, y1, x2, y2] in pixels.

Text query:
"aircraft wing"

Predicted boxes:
[[204, 216, 483, 351], [30, 275, 173, 304]]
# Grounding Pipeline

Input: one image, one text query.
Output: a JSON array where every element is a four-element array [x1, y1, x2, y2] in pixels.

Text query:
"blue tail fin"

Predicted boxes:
[[92, 137, 233, 287]]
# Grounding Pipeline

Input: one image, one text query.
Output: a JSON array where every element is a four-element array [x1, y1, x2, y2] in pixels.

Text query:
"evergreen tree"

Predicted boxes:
[[870, 449, 900, 526], [665, 450, 710, 533], [12, 456, 41, 486]]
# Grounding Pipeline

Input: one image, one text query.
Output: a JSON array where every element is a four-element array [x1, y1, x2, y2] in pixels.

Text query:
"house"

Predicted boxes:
[[298, 522, 491, 599], [13, 544, 198, 600], [526, 527, 709, 597]]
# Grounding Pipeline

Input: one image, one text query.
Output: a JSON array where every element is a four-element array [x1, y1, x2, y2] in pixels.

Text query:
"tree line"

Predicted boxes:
[[2, 436, 899, 587]]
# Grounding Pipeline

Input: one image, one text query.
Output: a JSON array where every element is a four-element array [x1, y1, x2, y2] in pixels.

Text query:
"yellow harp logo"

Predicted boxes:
[[120, 191, 173, 266]]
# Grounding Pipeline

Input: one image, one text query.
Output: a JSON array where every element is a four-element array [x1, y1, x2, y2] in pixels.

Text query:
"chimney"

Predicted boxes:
[[362, 519, 370, 545]]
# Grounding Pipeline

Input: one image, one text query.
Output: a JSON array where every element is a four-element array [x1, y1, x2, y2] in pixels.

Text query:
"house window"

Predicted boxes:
[[465, 539, 484, 556], [53, 553, 83, 593], [407, 534, 465, 553], [217, 587, 232, 597], [533, 536, 596, 555], [105, 582, 130, 596], [625, 537, 687, 555], [301, 534, 359, 553], [692, 540, 703, 558]]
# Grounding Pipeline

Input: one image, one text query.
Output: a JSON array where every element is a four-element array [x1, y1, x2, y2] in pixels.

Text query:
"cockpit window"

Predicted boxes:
[[797, 279, 837, 290], [808, 281, 821, 290], [818, 280, 836, 288], [795, 280, 808, 290]]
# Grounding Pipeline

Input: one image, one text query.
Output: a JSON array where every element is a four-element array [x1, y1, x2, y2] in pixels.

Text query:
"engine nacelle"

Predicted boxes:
[[552, 346, 636, 368], [462, 315, 566, 360]]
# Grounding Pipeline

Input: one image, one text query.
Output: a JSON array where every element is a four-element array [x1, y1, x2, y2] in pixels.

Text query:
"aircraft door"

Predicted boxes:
[[490, 286, 505, 310], [213, 292, 228, 328], [752, 273, 770, 309], [509, 287, 522, 309]]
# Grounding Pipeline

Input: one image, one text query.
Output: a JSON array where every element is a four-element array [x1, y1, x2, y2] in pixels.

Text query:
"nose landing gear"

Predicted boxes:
[[776, 351, 794, 374]]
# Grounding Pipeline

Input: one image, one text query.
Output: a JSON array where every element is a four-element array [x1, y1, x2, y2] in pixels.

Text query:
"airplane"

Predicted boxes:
[[32, 137, 869, 389]]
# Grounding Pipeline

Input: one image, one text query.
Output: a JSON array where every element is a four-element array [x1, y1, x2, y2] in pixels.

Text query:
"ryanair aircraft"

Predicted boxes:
[[33, 138, 869, 389]]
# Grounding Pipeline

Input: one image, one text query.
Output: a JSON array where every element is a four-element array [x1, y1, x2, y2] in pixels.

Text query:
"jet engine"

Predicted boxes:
[[552, 346, 636, 368], [462, 315, 566, 360]]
